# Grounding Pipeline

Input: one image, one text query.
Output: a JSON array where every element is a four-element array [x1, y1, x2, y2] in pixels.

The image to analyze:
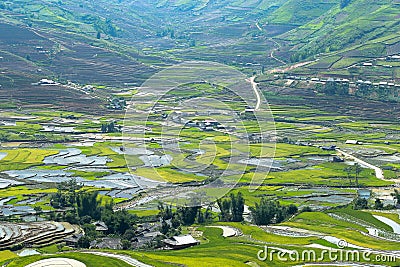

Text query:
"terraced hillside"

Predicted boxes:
[[0, 221, 82, 249]]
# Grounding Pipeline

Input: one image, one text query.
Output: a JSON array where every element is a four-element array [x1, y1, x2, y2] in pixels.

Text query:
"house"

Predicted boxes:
[[204, 120, 219, 127], [64, 234, 83, 248], [244, 108, 255, 113], [332, 156, 344, 163], [320, 145, 336, 151], [90, 237, 122, 250], [132, 231, 163, 249], [39, 79, 56, 85], [345, 140, 361, 145], [185, 120, 197, 127], [92, 221, 108, 232], [163, 234, 200, 250], [249, 134, 262, 143], [243, 108, 256, 119]]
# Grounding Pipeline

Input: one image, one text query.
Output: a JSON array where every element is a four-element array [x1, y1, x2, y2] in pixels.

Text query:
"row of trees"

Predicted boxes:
[[343, 163, 363, 187], [158, 192, 302, 231], [250, 199, 298, 225], [217, 192, 245, 222], [356, 83, 400, 102]]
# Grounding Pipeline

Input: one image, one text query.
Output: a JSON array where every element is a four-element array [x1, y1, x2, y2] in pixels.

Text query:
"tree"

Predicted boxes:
[[197, 209, 205, 224], [158, 202, 173, 220], [230, 192, 245, 222], [160, 220, 170, 235], [391, 189, 400, 206], [204, 206, 213, 223], [353, 197, 368, 210], [122, 239, 131, 250], [77, 191, 101, 220], [344, 166, 353, 185], [301, 206, 312, 212], [123, 229, 136, 241], [64, 210, 78, 224], [171, 213, 181, 229], [217, 192, 246, 222], [287, 204, 298, 216], [101, 121, 120, 133], [354, 163, 362, 187], [0, 132, 10, 141], [250, 198, 279, 225], [178, 206, 199, 225], [217, 198, 232, 222], [374, 198, 384, 210], [33, 206, 42, 222], [96, 31, 101, 39], [57, 243, 64, 252], [77, 235, 91, 248]]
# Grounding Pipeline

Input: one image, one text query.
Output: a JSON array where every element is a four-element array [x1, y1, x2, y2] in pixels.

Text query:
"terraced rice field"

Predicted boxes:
[[0, 221, 81, 249]]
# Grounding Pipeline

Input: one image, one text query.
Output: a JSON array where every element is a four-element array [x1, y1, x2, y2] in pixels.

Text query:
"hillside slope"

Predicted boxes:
[[274, 0, 400, 62]]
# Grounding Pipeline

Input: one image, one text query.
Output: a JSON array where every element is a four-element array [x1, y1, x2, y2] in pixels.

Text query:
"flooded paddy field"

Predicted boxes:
[[0, 90, 399, 234]]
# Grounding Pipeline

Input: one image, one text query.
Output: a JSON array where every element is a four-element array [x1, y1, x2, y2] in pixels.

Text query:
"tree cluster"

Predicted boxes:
[[50, 179, 82, 208], [49, 179, 138, 247], [81, 15, 119, 37], [356, 83, 400, 102], [101, 121, 120, 133], [343, 163, 362, 187], [353, 191, 398, 210], [217, 192, 245, 222], [158, 203, 213, 237], [319, 80, 349, 96], [250, 198, 298, 226]]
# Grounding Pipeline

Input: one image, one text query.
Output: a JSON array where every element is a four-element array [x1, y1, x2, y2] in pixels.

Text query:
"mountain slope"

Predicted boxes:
[[276, 0, 400, 61]]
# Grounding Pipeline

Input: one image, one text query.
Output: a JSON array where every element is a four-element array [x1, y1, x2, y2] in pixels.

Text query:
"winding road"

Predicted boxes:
[[337, 149, 384, 180], [247, 76, 261, 110]]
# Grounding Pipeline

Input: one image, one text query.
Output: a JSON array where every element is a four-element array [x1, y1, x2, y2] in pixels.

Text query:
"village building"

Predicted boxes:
[[39, 79, 57, 85], [163, 234, 200, 250], [345, 140, 361, 145], [332, 156, 344, 163], [90, 237, 122, 250], [64, 234, 83, 248], [320, 145, 336, 151], [92, 221, 108, 232], [204, 120, 219, 127], [363, 62, 373, 67]]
